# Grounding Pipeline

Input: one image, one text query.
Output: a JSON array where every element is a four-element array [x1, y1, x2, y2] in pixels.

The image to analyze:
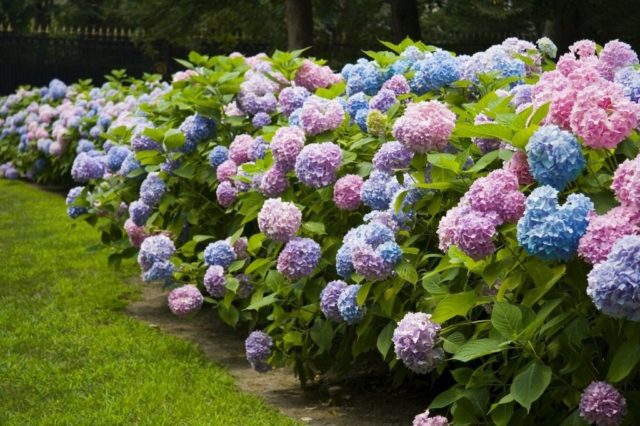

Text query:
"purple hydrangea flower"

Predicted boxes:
[[351, 245, 391, 280], [382, 75, 410, 96], [453, 212, 499, 260], [131, 133, 162, 152], [361, 170, 398, 210], [257, 198, 302, 242], [472, 114, 502, 153], [168, 284, 203, 317], [252, 112, 271, 128], [320, 280, 348, 322], [249, 136, 268, 161], [277, 237, 321, 280], [216, 181, 238, 208], [204, 265, 226, 298], [204, 240, 237, 268], [71, 152, 104, 182], [337, 284, 366, 324], [235, 273, 254, 299], [369, 89, 397, 112], [579, 381, 626, 426], [278, 86, 310, 117], [106, 145, 131, 172], [119, 152, 141, 176], [260, 166, 288, 198], [179, 113, 217, 152], [587, 235, 640, 321], [300, 96, 345, 136], [465, 169, 526, 223], [129, 200, 152, 227], [140, 172, 166, 207], [216, 160, 237, 182], [295, 142, 342, 188], [373, 141, 414, 173], [245, 330, 273, 372], [393, 312, 443, 374]]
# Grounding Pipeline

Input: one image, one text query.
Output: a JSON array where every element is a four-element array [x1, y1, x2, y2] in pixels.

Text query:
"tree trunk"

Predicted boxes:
[[286, 0, 313, 51], [390, 0, 421, 42]]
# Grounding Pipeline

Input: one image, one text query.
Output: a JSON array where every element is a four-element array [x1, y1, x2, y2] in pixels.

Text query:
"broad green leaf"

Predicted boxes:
[[302, 221, 326, 235], [491, 302, 523, 339], [245, 258, 272, 274], [428, 153, 461, 173], [396, 261, 418, 285], [464, 150, 499, 174], [511, 362, 552, 412], [452, 338, 506, 362], [376, 321, 396, 358], [523, 264, 566, 306], [245, 292, 279, 311], [607, 340, 640, 382], [432, 290, 476, 323], [310, 319, 334, 354], [429, 387, 464, 409], [454, 122, 514, 142]]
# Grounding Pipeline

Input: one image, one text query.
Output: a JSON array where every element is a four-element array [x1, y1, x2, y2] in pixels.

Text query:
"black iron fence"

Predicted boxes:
[[0, 24, 540, 95]]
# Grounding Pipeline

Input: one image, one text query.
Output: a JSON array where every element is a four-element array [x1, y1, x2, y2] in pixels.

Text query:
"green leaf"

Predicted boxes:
[[218, 304, 239, 327], [511, 362, 552, 412], [464, 150, 499, 174], [607, 340, 640, 382], [310, 319, 334, 354], [432, 290, 476, 323], [283, 331, 303, 346], [491, 302, 523, 339], [428, 153, 461, 173], [302, 221, 326, 235], [523, 264, 566, 307], [173, 162, 196, 179], [429, 387, 464, 409], [245, 292, 279, 311], [357, 281, 373, 305], [245, 258, 272, 274], [452, 338, 505, 362], [395, 261, 418, 285], [163, 129, 185, 149], [377, 321, 395, 358], [454, 122, 514, 142]]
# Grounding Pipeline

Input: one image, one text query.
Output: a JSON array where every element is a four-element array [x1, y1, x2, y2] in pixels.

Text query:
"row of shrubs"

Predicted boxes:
[[2, 36, 640, 425]]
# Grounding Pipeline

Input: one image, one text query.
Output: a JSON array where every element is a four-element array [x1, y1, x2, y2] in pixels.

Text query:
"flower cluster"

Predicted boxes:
[[413, 410, 449, 426], [333, 174, 363, 210], [336, 222, 401, 280], [276, 237, 321, 280], [137, 235, 175, 283], [204, 240, 237, 268], [168, 284, 203, 316], [393, 312, 444, 374], [392, 101, 456, 153], [65, 186, 87, 219], [337, 284, 366, 325], [578, 207, 640, 264], [587, 235, 640, 321], [517, 186, 593, 260], [579, 381, 627, 426], [299, 96, 345, 136], [526, 125, 585, 190], [245, 330, 273, 372], [257, 198, 302, 242], [294, 142, 342, 188], [319, 280, 348, 322]]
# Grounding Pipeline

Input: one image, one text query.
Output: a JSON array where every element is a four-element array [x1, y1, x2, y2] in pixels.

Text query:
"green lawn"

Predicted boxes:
[[0, 180, 297, 426]]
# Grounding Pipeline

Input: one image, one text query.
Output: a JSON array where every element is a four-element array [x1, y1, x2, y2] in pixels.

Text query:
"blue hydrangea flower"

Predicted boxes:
[[361, 170, 398, 211], [131, 133, 162, 152], [526, 125, 585, 190], [615, 66, 640, 103], [587, 235, 640, 321], [140, 172, 166, 207], [288, 108, 302, 127], [65, 186, 87, 219], [336, 244, 355, 278], [355, 108, 369, 132], [48, 79, 67, 100], [178, 113, 217, 153], [204, 240, 237, 268], [376, 241, 403, 266], [320, 280, 348, 322], [119, 152, 141, 176], [252, 112, 271, 128], [106, 146, 131, 173], [345, 60, 384, 96], [346, 92, 369, 119], [71, 153, 104, 182], [410, 50, 460, 95], [517, 186, 593, 260], [129, 200, 152, 227], [209, 145, 229, 169], [76, 139, 95, 153], [142, 260, 174, 283], [337, 284, 366, 324], [137, 235, 175, 271]]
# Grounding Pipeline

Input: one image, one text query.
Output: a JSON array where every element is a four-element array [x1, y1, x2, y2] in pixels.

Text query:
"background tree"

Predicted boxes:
[[286, 0, 313, 50], [390, 0, 421, 42]]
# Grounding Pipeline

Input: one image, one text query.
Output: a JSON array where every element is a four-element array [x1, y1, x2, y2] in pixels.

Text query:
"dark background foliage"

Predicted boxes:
[[1, 0, 639, 93]]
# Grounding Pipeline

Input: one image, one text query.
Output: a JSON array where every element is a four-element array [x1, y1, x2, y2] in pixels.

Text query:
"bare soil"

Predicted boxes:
[[125, 284, 429, 426]]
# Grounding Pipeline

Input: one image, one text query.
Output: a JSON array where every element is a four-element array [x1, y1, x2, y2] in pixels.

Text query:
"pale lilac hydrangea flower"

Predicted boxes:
[[216, 181, 238, 208], [124, 218, 148, 248], [278, 86, 310, 117], [578, 207, 640, 264], [300, 96, 345, 136], [216, 159, 238, 182], [204, 265, 226, 298], [320, 280, 348, 322], [373, 141, 413, 173], [229, 134, 254, 164], [259, 166, 288, 197], [413, 410, 449, 426], [137, 234, 175, 271], [596, 40, 639, 81], [271, 126, 305, 170], [257, 198, 302, 242], [393, 312, 444, 374], [168, 285, 203, 317]]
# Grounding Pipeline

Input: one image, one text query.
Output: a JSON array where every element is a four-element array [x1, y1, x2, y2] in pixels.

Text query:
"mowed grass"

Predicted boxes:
[[0, 180, 298, 426]]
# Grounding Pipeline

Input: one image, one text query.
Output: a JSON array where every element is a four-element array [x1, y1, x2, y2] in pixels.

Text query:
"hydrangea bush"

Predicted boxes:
[[4, 38, 640, 423]]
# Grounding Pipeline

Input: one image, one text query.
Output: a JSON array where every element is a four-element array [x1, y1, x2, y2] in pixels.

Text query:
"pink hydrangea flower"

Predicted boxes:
[[333, 174, 363, 210], [294, 59, 341, 91], [569, 80, 639, 149], [578, 206, 640, 264], [597, 40, 639, 81], [613, 156, 640, 208], [392, 101, 456, 153], [504, 151, 533, 185], [229, 134, 253, 164]]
